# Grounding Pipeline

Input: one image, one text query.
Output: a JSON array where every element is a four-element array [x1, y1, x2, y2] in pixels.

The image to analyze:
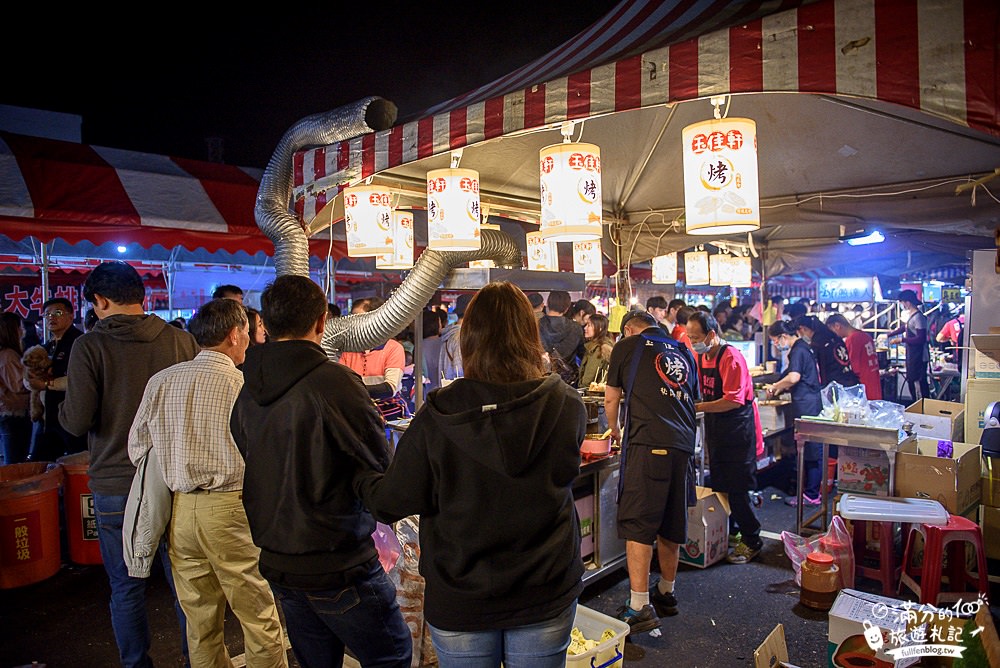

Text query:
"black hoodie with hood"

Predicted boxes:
[[231, 339, 391, 589], [355, 373, 587, 631]]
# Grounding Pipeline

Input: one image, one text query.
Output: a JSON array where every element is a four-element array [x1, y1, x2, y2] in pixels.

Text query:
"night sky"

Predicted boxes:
[[4, 3, 611, 168]]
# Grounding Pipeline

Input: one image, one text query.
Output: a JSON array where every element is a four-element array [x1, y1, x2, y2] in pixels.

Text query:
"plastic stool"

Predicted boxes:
[[899, 513, 989, 605], [850, 519, 900, 596]]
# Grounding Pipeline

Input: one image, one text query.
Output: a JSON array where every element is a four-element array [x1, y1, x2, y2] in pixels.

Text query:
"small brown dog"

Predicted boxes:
[[21, 345, 52, 422]]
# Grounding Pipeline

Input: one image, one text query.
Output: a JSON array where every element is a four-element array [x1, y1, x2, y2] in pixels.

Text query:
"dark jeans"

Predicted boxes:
[[270, 562, 412, 668], [94, 493, 189, 668], [727, 491, 762, 549], [0, 414, 32, 464]]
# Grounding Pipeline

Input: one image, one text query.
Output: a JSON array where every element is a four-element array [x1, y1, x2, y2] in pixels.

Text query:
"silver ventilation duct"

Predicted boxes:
[[256, 98, 524, 357]]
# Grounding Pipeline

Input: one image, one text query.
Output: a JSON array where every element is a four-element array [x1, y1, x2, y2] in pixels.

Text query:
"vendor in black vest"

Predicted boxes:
[[686, 311, 764, 565], [766, 320, 824, 506], [26, 298, 87, 461], [793, 315, 858, 389]]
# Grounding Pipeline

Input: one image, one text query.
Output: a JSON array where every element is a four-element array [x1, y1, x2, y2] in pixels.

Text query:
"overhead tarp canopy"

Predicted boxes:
[[0, 131, 346, 259], [292, 0, 1000, 280]]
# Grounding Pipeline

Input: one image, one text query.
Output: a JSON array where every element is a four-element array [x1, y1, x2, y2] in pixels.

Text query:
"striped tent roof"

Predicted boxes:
[[292, 0, 999, 279]]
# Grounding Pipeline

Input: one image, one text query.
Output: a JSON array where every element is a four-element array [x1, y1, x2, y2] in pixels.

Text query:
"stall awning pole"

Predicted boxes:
[[39, 240, 50, 344]]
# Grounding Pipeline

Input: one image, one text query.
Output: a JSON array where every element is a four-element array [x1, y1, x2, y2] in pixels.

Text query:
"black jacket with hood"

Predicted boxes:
[[355, 373, 587, 631], [539, 314, 584, 365], [231, 339, 391, 589]]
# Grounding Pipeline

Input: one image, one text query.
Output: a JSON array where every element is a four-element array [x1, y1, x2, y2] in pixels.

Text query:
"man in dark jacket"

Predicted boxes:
[[60, 261, 199, 668], [540, 290, 584, 383], [230, 275, 411, 668]]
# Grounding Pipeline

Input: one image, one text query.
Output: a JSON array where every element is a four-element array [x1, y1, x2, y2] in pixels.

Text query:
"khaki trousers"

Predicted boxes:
[[169, 490, 287, 668]]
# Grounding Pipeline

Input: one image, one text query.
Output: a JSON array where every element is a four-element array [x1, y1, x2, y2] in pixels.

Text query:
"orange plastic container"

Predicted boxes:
[[57, 451, 102, 565], [0, 462, 64, 588]]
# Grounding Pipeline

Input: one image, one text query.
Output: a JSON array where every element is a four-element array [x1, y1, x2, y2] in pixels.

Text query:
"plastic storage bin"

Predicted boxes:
[[836, 494, 948, 525], [567, 605, 630, 668]]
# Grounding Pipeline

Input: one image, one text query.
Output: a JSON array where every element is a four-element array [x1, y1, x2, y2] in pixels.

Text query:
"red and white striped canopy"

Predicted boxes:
[[292, 0, 999, 276], [0, 131, 344, 258]]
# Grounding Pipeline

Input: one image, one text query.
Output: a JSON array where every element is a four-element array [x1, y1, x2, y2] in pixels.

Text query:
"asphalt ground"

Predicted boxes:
[[3, 479, 998, 668]]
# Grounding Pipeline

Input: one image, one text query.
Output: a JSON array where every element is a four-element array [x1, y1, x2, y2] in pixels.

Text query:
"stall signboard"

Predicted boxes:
[[817, 277, 873, 303], [0, 272, 167, 321]]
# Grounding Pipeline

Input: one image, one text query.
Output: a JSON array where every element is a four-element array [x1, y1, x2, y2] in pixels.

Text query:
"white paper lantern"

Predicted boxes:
[[684, 251, 710, 285], [375, 210, 414, 269], [651, 253, 678, 284], [344, 185, 393, 257], [731, 255, 752, 288], [682, 117, 760, 235], [539, 142, 602, 241], [709, 254, 734, 287], [526, 231, 558, 272], [427, 168, 481, 250], [573, 240, 603, 281]]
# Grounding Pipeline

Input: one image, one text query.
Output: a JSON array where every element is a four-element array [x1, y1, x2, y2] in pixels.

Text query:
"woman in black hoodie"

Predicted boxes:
[[356, 282, 587, 667]]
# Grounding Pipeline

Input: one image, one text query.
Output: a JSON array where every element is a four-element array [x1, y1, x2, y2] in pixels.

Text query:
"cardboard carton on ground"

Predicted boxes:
[[828, 589, 919, 668], [894, 436, 981, 514], [964, 377, 1000, 445], [837, 446, 893, 496], [973, 349, 1000, 379], [754, 624, 803, 668], [905, 399, 964, 441], [678, 486, 730, 569]]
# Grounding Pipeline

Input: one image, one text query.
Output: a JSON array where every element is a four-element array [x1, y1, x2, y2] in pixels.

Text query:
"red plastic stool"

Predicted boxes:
[[898, 513, 989, 605], [849, 519, 900, 596]]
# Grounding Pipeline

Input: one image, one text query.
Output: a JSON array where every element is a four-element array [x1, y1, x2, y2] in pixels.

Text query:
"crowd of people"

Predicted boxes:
[[3, 267, 969, 667]]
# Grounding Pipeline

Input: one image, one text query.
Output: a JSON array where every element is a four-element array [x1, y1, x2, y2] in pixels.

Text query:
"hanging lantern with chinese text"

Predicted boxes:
[[730, 255, 752, 288], [375, 210, 414, 269], [526, 231, 559, 272], [427, 168, 481, 250], [709, 254, 735, 287], [344, 185, 393, 257], [651, 253, 678, 284], [539, 142, 602, 241], [573, 240, 603, 281], [684, 250, 710, 285], [682, 118, 760, 236]]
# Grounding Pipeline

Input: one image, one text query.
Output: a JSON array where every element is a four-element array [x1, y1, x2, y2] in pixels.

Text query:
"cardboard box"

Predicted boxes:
[[754, 624, 803, 668], [894, 436, 981, 514], [964, 377, 1000, 446], [678, 486, 730, 569], [983, 505, 1000, 560], [904, 399, 964, 441], [973, 349, 1000, 379], [827, 589, 919, 668], [837, 446, 893, 496]]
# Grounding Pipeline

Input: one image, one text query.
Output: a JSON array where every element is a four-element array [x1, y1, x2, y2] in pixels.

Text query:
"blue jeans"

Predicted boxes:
[[270, 562, 411, 668], [94, 493, 189, 668], [428, 600, 577, 668], [0, 414, 32, 464]]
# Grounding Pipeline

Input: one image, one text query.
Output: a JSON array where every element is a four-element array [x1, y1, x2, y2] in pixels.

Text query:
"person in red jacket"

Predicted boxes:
[[826, 313, 882, 401]]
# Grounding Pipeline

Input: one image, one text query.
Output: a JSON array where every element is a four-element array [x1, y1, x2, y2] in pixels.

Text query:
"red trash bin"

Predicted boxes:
[[56, 451, 102, 565], [0, 462, 64, 588]]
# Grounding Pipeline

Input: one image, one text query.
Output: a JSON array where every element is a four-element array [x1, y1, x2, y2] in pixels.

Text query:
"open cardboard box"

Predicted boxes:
[[971, 333, 1000, 364], [894, 436, 981, 514], [678, 486, 731, 569], [904, 399, 964, 441], [754, 624, 803, 668]]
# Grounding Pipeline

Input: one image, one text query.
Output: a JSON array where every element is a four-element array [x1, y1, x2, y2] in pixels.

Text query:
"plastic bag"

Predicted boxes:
[[372, 521, 402, 573], [820, 382, 869, 424], [780, 515, 854, 589], [867, 400, 905, 429]]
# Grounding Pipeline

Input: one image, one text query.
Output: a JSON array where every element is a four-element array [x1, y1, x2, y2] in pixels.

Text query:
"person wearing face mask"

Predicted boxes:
[[686, 311, 764, 564], [793, 315, 858, 389], [887, 289, 930, 401], [765, 321, 824, 506]]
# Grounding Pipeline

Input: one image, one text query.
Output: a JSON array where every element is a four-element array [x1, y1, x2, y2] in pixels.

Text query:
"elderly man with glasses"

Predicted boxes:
[[25, 298, 87, 460]]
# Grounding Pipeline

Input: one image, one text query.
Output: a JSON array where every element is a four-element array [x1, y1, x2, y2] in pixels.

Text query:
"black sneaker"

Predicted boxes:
[[615, 603, 660, 633], [650, 586, 678, 617]]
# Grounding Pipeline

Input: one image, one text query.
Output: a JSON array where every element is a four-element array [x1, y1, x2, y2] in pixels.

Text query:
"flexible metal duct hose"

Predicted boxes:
[[255, 97, 398, 277], [323, 226, 521, 353], [256, 98, 523, 356]]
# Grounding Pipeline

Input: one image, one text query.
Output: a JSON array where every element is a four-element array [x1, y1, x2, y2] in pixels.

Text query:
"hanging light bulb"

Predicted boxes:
[[539, 123, 602, 241], [573, 240, 603, 281], [375, 210, 414, 269], [651, 253, 678, 284], [526, 230, 559, 271], [685, 250, 710, 285], [682, 104, 760, 236], [343, 184, 393, 257], [427, 166, 481, 250]]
